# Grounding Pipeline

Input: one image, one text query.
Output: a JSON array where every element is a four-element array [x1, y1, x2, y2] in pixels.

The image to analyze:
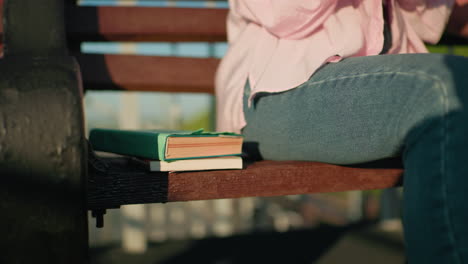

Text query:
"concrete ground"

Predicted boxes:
[[90, 222, 406, 264], [317, 224, 405, 264]]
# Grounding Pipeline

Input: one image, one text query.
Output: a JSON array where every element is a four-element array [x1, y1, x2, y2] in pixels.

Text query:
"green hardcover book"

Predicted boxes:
[[89, 128, 243, 161]]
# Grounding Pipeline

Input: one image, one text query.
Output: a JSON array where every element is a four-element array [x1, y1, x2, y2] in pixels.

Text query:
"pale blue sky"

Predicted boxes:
[[82, 42, 227, 58]]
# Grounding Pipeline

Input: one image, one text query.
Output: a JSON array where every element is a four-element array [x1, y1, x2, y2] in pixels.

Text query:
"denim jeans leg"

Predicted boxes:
[[241, 54, 468, 263], [401, 56, 468, 264]]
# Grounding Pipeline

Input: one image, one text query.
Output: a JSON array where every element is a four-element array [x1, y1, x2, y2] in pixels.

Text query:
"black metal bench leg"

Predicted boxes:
[[0, 0, 89, 263]]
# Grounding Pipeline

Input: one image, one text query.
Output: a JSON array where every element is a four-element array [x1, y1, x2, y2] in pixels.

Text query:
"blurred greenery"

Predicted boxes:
[[181, 110, 215, 131], [427, 45, 468, 57]]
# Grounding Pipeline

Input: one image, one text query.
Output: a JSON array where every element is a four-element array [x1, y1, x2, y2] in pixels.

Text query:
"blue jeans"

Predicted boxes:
[[242, 53, 468, 263]]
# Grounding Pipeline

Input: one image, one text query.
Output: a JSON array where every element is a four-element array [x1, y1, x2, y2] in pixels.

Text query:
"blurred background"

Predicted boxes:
[[81, 0, 467, 263]]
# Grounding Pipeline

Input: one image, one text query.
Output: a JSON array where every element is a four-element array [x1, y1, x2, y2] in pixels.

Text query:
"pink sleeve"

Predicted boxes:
[[233, 0, 338, 40], [397, 0, 455, 44]]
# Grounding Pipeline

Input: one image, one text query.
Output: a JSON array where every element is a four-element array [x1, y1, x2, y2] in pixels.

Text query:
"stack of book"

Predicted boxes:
[[89, 128, 243, 172]]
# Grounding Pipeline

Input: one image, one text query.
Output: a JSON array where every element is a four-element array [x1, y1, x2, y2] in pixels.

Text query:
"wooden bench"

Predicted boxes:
[[77, 6, 404, 187], [3, 0, 466, 262], [73, 3, 404, 220]]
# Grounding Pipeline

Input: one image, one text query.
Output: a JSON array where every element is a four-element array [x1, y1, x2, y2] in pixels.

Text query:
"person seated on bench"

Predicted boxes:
[[215, 0, 468, 263]]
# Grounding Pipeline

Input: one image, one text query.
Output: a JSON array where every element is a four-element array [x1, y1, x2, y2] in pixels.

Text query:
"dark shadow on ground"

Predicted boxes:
[[90, 223, 350, 264]]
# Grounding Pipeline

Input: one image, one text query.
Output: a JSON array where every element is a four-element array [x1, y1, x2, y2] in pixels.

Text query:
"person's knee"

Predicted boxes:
[[409, 55, 467, 113], [441, 55, 468, 103]]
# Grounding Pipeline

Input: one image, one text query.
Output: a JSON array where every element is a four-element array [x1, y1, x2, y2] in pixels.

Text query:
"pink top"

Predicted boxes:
[[215, 0, 454, 133]]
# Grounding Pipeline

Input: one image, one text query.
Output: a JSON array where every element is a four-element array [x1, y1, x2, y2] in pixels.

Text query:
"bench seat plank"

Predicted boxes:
[[88, 158, 403, 209], [168, 160, 403, 202]]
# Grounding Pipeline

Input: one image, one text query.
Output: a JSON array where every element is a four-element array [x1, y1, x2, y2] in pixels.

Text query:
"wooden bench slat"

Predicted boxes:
[[0, 4, 228, 44], [66, 6, 228, 42], [168, 160, 403, 202], [88, 158, 403, 209], [77, 54, 219, 94]]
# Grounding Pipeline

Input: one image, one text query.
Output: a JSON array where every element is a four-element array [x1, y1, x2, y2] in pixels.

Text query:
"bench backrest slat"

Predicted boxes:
[[0, 3, 226, 92], [0, 6, 228, 44], [67, 6, 228, 42], [78, 54, 219, 94]]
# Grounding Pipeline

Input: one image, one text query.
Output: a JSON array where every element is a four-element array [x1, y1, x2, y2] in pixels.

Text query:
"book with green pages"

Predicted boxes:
[[89, 128, 243, 161]]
